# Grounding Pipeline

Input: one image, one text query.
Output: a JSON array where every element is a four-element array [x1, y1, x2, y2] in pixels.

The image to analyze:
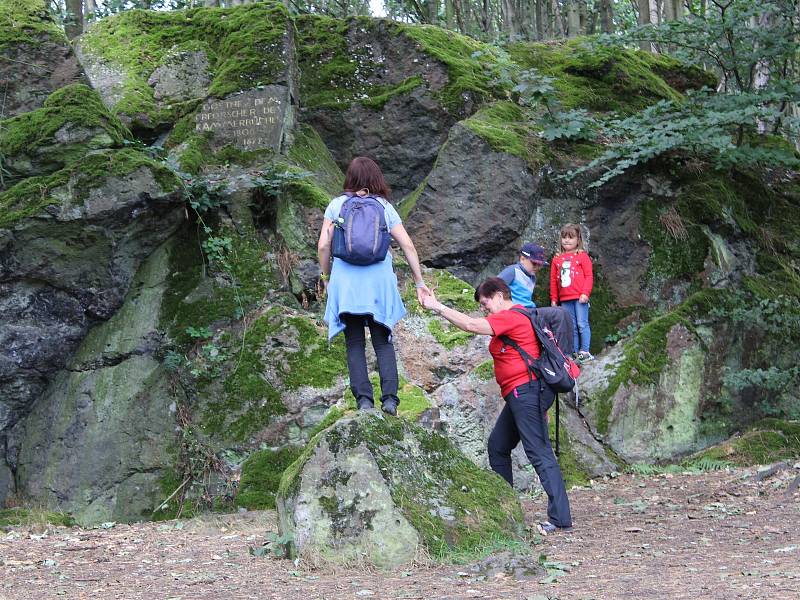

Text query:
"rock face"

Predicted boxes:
[[10, 242, 180, 524], [277, 412, 525, 567], [295, 17, 457, 199], [404, 124, 539, 280]]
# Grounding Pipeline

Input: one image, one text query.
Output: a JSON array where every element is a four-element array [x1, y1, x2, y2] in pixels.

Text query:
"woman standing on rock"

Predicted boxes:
[[421, 277, 572, 534], [317, 157, 431, 416]]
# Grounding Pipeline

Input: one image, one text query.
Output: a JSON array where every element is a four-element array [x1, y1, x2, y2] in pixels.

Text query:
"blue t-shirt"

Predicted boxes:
[[498, 262, 537, 309]]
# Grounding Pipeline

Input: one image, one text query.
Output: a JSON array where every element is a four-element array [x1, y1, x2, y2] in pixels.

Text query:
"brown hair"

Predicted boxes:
[[558, 223, 585, 254], [343, 156, 391, 199], [473, 277, 511, 302]]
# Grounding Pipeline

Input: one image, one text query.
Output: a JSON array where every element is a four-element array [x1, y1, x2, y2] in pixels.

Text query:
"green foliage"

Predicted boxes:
[[711, 294, 800, 418], [572, 91, 800, 188], [580, 1, 800, 187], [604, 323, 640, 345]]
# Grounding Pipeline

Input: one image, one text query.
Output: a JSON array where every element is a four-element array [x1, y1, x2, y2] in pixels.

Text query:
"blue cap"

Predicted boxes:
[[520, 243, 548, 265]]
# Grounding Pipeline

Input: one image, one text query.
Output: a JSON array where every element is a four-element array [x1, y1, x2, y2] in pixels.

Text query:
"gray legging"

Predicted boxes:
[[341, 313, 399, 406]]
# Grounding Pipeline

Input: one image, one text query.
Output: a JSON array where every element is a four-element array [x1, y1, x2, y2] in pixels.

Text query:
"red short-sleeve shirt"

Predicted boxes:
[[485, 306, 541, 397]]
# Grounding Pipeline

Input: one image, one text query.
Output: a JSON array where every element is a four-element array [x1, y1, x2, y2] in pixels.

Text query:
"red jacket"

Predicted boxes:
[[550, 252, 593, 302]]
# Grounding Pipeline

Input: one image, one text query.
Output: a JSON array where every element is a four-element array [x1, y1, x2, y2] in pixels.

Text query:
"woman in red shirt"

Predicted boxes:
[[422, 277, 572, 534]]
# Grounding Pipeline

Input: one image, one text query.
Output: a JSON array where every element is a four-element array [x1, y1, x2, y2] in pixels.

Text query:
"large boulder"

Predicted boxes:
[[75, 2, 298, 140], [404, 123, 538, 280], [277, 412, 525, 568]]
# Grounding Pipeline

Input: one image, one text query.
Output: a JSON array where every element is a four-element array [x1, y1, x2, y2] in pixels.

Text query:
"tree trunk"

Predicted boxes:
[[637, 0, 652, 52], [64, 0, 83, 39], [534, 0, 544, 39], [599, 0, 613, 33], [566, 0, 580, 37]]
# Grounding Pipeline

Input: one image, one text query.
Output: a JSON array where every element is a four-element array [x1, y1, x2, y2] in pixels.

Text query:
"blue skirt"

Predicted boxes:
[[324, 253, 407, 340]]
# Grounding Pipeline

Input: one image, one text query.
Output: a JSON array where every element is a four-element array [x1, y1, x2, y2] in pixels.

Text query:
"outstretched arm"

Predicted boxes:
[[317, 218, 334, 290], [421, 292, 494, 336], [391, 223, 432, 304]]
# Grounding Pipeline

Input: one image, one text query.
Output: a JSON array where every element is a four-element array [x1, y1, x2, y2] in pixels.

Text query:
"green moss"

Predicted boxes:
[[236, 446, 303, 509], [160, 222, 277, 349], [432, 269, 479, 312], [397, 173, 428, 220], [462, 102, 546, 168], [0, 0, 65, 51], [0, 507, 75, 528], [360, 75, 425, 109], [473, 360, 494, 381], [1, 84, 130, 161], [639, 199, 709, 289], [692, 418, 800, 466], [79, 3, 290, 128], [507, 38, 703, 114], [589, 289, 725, 435], [428, 319, 475, 349], [398, 23, 511, 111], [201, 310, 346, 441], [294, 16, 424, 110], [0, 148, 179, 228], [286, 124, 344, 196]]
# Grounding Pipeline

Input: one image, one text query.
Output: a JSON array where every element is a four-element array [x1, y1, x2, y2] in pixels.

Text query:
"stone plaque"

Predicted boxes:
[[195, 85, 288, 152]]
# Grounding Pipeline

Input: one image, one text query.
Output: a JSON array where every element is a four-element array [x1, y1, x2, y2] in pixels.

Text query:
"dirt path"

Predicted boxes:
[[2, 466, 798, 600]]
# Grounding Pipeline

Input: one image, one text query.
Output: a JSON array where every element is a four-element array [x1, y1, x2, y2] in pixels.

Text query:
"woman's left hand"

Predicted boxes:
[[579, 294, 589, 303]]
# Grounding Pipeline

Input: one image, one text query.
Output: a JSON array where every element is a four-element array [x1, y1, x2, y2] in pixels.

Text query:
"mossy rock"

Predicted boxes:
[[198, 307, 347, 443], [584, 289, 724, 437], [0, 84, 131, 180], [278, 412, 525, 567], [0, 147, 180, 228], [690, 419, 800, 466], [0, 0, 65, 52], [462, 101, 547, 169], [77, 2, 292, 130], [507, 38, 713, 114]]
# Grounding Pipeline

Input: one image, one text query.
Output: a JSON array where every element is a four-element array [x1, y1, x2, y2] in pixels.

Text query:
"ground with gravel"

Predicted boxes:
[[2, 464, 798, 600]]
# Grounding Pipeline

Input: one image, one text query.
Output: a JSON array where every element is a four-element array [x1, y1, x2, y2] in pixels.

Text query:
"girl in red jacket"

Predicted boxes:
[[550, 223, 594, 361]]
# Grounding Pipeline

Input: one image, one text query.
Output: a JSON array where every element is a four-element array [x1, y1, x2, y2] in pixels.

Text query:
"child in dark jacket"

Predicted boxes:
[[550, 224, 594, 361]]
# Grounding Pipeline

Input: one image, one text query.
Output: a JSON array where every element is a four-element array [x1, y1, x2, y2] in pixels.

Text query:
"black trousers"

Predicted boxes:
[[341, 313, 399, 406], [488, 381, 572, 528]]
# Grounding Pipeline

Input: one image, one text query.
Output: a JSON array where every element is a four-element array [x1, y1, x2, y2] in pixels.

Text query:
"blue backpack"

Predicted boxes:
[[332, 194, 392, 266]]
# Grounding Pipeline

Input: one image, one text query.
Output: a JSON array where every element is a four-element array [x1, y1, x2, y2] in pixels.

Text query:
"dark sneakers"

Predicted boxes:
[[537, 521, 573, 535], [381, 398, 398, 416], [356, 398, 375, 410]]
